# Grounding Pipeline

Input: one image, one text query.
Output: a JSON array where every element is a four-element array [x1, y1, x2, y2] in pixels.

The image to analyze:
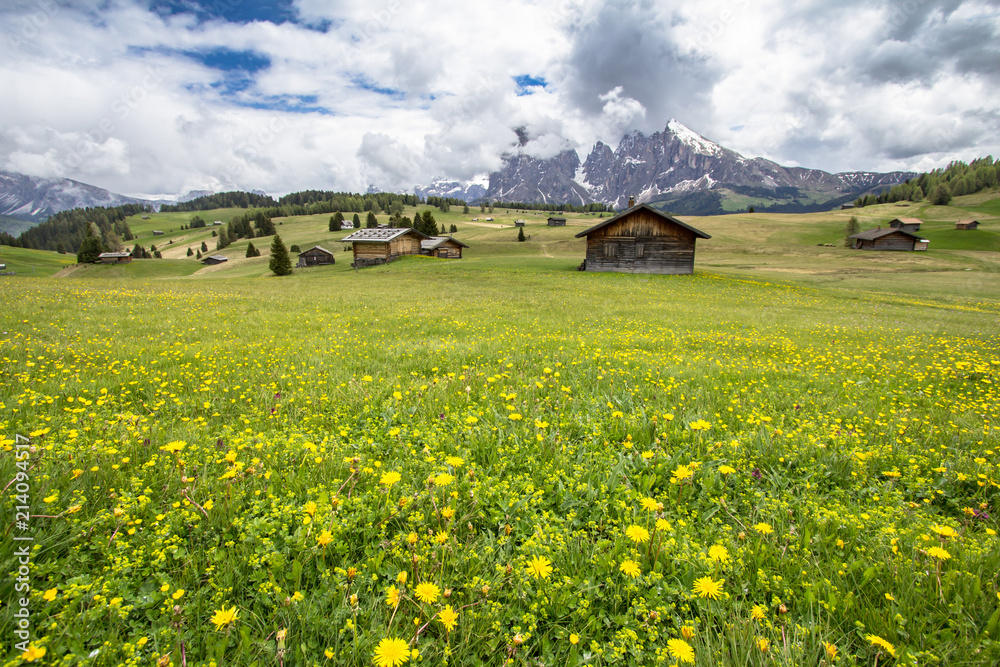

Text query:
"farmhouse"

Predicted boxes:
[[98, 251, 133, 264], [421, 236, 468, 259], [202, 255, 229, 265], [547, 216, 567, 226], [889, 218, 922, 233], [342, 228, 429, 268], [956, 220, 980, 230], [296, 245, 336, 268], [850, 227, 928, 251], [574, 203, 711, 275]]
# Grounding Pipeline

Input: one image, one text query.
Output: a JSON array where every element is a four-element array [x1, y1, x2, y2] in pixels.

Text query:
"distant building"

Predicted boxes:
[[574, 203, 711, 275], [547, 216, 567, 226], [98, 251, 133, 264], [152, 230, 165, 236], [296, 245, 336, 267], [213, 221, 223, 226], [514, 220, 526, 226], [956, 220, 980, 230], [840, 204, 855, 210], [888, 218, 922, 233], [342, 228, 429, 268], [850, 227, 928, 251], [202, 255, 229, 265], [421, 236, 468, 259]]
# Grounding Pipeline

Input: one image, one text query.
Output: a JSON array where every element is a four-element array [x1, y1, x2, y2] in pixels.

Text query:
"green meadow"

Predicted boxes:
[[0, 193, 999, 666]]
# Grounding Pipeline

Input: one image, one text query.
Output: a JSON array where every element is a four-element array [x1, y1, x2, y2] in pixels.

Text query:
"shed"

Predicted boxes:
[[840, 204, 855, 210], [202, 255, 229, 265], [421, 236, 469, 259], [296, 245, 336, 267], [98, 251, 133, 264], [514, 220, 526, 227], [213, 220, 223, 226], [341, 228, 430, 268], [849, 227, 927, 251], [956, 220, 980, 230], [574, 203, 711, 275], [152, 230, 165, 236], [888, 218, 922, 233], [548, 216, 567, 226]]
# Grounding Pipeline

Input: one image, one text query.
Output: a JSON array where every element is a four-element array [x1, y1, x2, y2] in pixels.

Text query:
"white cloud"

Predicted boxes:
[[0, 0, 997, 199]]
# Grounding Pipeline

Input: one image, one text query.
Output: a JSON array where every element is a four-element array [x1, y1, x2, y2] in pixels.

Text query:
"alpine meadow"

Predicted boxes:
[[1, 190, 999, 667]]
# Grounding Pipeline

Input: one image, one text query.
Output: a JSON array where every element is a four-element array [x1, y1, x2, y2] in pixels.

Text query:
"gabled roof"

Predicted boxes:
[[342, 228, 430, 243], [548, 216, 567, 221], [299, 245, 333, 255], [574, 203, 711, 239], [849, 227, 920, 241], [890, 217, 922, 226], [421, 236, 470, 250], [98, 251, 132, 258], [202, 255, 229, 262]]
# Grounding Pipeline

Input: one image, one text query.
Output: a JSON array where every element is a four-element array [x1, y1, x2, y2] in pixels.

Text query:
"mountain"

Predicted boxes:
[[414, 177, 489, 203], [481, 120, 916, 214], [0, 170, 164, 224]]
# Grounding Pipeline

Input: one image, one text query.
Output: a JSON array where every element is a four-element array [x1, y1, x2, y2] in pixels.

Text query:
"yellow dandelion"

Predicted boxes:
[[718, 464, 736, 474], [619, 559, 641, 578], [672, 464, 694, 482], [927, 546, 951, 560], [316, 530, 333, 547], [931, 525, 959, 538], [433, 473, 454, 487], [414, 582, 440, 604], [210, 605, 239, 630], [754, 522, 773, 535], [372, 637, 409, 667], [437, 605, 458, 632], [708, 544, 729, 563], [866, 635, 896, 657], [625, 525, 650, 544], [640, 497, 659, 512], [380, 471, 401, 487], [692, 576, 723, 600], [527, 555, 553, 580], [756, 637, 770, 652], [666, 638, 695, 664], [386, 586, 400, 608]]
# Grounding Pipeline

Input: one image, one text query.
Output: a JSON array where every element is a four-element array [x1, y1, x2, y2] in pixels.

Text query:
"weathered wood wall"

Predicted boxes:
[[353, 243, 390, 261], [868, 233, 916, 251], [389, 236, 421, 256], [584, 210, 697, 275]]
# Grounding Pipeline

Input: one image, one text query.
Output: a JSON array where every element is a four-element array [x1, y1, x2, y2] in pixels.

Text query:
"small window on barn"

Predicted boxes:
[[635, 243, 644, 258], [603, 243, 617, 258]]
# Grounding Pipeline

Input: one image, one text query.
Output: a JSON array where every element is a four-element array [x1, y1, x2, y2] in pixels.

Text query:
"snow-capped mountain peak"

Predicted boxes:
[[665, 119, 723, 157]]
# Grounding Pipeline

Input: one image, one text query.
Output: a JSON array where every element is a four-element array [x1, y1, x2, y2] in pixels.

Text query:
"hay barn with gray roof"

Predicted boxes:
[[342, 228, 430, 268]]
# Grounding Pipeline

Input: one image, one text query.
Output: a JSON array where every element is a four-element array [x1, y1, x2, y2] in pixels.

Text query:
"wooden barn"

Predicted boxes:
[[342, 228, 429, 268], [421, 236, 468, 259], [547, 216, 567, 226], [202, 255, 229, 265], [850, 227, 928, 251], [514, 220, 526, 227], [574, 203, 711, 275], [296, 245, 336, 267], [956, 220, 980, 230], [888, 218, 922, 233], [98, 251, 132, 264], [152, 230, 165, 236]]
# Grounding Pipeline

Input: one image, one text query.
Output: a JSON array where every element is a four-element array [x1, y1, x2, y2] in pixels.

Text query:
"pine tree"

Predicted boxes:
[[450, 224, 457, 233], [187, 247, 193, 256], [929, 184, 952, 206], [517, 226, 526, 242], [196, 249, 202, 259], [463, 204, 470, 214], [366, 211, 378, 228], [352, 213, 361, 228], [480, 203, 486, 213], [268, 234, 293, 276], [330, 211, 344, 232], [76, 225, 105, 264], [216, 228, 230, 250], [844, 216, 860, 247], [246, 242, 258, 258], [201, 241, 208, 252]]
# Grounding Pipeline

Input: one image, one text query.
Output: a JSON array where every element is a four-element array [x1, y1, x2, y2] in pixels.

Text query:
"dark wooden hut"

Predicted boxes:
[[888, 218, 922, 233], [98, 251, 133, 264], [342, 228, 429, 268], [296, 245, 336, 267], [421, 236, 468, 259], [956, 220, 980, 230], [849, 227, 927, 251], [574, 203, 711, 275], [202, 255, 229, 265], [547, 216, 567, 226]]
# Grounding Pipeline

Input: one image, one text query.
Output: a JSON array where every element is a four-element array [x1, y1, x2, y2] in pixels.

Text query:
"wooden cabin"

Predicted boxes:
[[574, 203, 711, 275], [850, 227, 927, 251], [888, 218, 922, 233], [97, 251, 133, 264], [956, 220, 980, 230], [342, 228, 429, 268], [421, 236, 468, 259], [152, 230, 165, 236], [514, 220, 526, 227], [296, 245, 336, 267], [547, 216, 567, 226], [202, 255, 229, 265]]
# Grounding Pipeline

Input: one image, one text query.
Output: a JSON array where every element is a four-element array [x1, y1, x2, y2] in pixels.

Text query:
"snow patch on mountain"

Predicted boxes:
[[666, 119, 723, 157]]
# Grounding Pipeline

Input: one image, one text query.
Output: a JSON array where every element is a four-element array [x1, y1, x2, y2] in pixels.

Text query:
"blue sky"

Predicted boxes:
[[1, 0, 998, 197]]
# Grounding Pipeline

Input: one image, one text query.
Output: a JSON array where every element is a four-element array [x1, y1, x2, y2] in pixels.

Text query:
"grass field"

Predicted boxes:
[[1, 196, 999, 666]]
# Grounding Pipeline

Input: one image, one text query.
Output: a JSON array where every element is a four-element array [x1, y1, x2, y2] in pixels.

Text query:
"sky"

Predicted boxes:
[[1, 0, 999, 198]]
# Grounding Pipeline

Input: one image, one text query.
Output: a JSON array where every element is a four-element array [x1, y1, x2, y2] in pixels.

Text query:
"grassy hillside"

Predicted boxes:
[[0, 245, 76, 276]]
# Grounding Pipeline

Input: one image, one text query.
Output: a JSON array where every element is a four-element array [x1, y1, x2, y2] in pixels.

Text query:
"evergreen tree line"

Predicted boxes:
[[160, 191, 278, 212], [855, 156, 999, 208], [11, 204, 145, 252], [277, 191, 421, 215]]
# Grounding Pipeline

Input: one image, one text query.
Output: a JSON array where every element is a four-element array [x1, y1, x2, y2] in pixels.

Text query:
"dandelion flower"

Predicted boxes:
[[666, 638, 695, 663], [692, 576, 723, 600], [754, 523, 774, 535], [210, 605, 239, 630], [640, 497, 659, 512], [866, 635, 896, 657], [619, 559, 641, 578], [380, 471, 401, 487], [527, 555, 553, 580], [927, 546, 951, 560], [656, 519, 671, 531], [386, 586, 400, 608], [672, 464, 694, 482], [718, 465, 736, 474], [437, 605, 458, 632], [316, 530, 333, 547], [414, 582, 440, 604], [625, 525, 650, 544], [708, 544, 729, 563], [446, 456, 464, 467], [756, 637, 770, 652], [751, 605, 767, 621], [931, 525, 959, 538], [433, 473, 454, 487], [688, 419, 712, 431], [372, 637, 410, 667]]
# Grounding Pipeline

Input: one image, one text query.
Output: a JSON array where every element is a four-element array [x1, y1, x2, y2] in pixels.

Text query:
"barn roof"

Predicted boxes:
[[98, 251, 132, 259], [202, 255, 229, 263], [300, 245, 333, 255], [574, 203, 711, 239], [850, 227, 920, 241], [341, 228, 430, 243], [421, 236, 469, 250], [892, 217, 923, 225], [957, 219, 979, 224]]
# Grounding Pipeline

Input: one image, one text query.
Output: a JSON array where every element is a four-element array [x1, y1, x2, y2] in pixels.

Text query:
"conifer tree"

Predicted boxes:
[[844, 216, 860, 247], [201, 241, 208, 252], [366, 211, 378, 228], [196, 249, 202, 259], [352, 213, 361, 228], [187, 247, 193, 256], [330, 211, 344, 232], [463, 204, 469, 214], [246, 242, 258, 258], [269, 234, 293, 276], [517, 226, 526, 242], [76, 225, 105, 264]]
